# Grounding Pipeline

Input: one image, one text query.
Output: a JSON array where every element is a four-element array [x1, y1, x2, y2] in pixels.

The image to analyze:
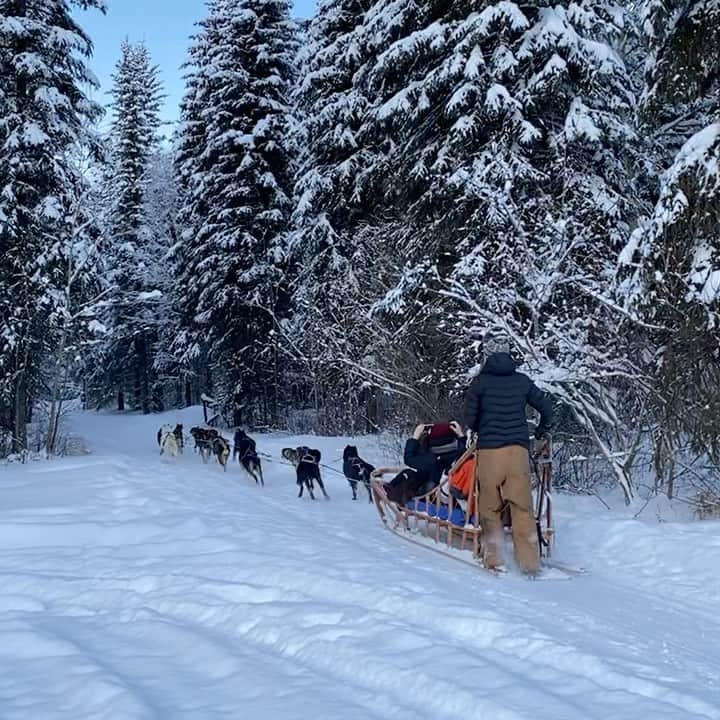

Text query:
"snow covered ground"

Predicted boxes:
[[1, 407, 719, 720]]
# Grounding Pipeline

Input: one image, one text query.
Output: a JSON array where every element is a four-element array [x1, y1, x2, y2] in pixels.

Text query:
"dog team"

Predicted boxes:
[[157, 423, 375, 502]]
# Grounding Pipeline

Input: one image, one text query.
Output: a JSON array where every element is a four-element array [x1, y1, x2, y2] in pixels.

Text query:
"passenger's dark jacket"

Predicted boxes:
[[403, 435, 466, 490], [385, 435, 465, 505], [463, 353, 553, 450]]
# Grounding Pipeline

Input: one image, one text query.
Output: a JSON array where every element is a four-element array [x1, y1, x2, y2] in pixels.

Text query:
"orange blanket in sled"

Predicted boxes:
[[448, 449, 476, 500]]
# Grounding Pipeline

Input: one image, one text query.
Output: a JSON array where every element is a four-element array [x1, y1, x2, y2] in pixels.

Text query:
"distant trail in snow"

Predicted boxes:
[[0, 408, 718, 719]]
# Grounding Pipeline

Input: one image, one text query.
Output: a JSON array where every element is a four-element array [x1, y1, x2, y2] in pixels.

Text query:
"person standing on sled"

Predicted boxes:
[[464, 336, 553, 575]]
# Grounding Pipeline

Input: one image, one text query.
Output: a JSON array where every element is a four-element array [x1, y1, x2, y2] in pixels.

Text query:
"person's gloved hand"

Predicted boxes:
[[449, 420, 464, 438], [413, 424, 427, 440], [534, 430, 549, 454]]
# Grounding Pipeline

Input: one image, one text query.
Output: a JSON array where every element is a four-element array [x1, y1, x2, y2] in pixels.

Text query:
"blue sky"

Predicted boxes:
[[76, 0, 316, 132]]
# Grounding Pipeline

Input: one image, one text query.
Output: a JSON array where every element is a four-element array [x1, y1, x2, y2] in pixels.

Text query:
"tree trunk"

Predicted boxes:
[[47, 395, 64, 457], [133, 354, 141, 411], [185, 379, 192, 407], [141, 343, 150, 414], [579, 407, 634, 505], [205, 363, 212, 396], [13, 373, 27, 455], [152, 382, 164, 413], [233, 390, 243, 427], [46, 323, 70, 456], [134, 333, 150, 414], [117, 388, 125, 411]]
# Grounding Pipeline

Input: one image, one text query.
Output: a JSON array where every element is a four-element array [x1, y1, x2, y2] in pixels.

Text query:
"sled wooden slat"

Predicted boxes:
[[372, 478, 484, 559]]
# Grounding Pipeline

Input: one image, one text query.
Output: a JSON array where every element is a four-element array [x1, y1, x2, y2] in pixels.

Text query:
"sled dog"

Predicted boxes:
[[158, 425, 179, 458], [173, 423, 184, 453], [343, 445, 375, 502], [190, 426, 219, 462], [282, 446, 328, 500], [157, 423, 184, 452], [212, 436, 231, 471], [234, 429, 264, 486], [281, 447, 301, 465]]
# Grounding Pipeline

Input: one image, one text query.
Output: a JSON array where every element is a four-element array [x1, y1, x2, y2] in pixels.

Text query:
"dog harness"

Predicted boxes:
[[346, 457, 370, 482]]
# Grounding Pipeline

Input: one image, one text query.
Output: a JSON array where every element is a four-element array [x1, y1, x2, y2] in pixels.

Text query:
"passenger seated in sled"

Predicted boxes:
[[378, 421, 466, 506], [405, 420, 466, 488]]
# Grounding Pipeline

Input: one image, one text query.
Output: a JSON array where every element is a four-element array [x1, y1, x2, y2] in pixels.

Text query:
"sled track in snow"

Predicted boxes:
[[140, 454, 720, 718], [121, 455, 720, 719]]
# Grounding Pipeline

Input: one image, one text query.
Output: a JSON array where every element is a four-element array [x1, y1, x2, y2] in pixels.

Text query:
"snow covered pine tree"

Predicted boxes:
[[174, 0, 297, 427], [362, 0, 642, 500], [620, 0, 720, 477], [289, 0, 467, 431], [91, 41, 165, 414], [43, 157, 108, 456], [0, 0, 104, 453], [289, 0, 392, 431]]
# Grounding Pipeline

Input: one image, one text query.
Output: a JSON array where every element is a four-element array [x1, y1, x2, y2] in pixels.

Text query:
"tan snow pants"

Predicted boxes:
[[476, 445, 540, 574]]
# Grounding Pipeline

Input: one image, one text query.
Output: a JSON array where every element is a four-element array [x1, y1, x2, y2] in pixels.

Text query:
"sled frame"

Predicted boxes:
[[532, 439, 553, 558], [372, 439, 553, 564], [372, 477, 484, 560]]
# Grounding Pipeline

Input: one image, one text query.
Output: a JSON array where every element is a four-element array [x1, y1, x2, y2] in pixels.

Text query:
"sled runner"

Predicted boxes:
[[372, 438, 561, 571]]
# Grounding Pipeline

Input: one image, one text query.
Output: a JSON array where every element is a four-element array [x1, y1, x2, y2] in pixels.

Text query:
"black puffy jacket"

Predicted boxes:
[[463, 353, 553, 450]]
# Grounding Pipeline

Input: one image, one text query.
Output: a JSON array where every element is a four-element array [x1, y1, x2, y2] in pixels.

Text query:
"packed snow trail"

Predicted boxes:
[[0, 409, 719, 719]]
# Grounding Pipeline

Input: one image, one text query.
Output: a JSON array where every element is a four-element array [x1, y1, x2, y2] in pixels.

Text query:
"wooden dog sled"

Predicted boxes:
[[371, 440, 573, 574]]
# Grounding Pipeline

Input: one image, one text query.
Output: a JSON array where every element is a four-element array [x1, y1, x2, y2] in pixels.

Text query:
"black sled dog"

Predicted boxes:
[[173, 424, 184, 453], [282, 446, 329, 500], [233, 429, 264, 486], [343, 445, 375, 502]]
